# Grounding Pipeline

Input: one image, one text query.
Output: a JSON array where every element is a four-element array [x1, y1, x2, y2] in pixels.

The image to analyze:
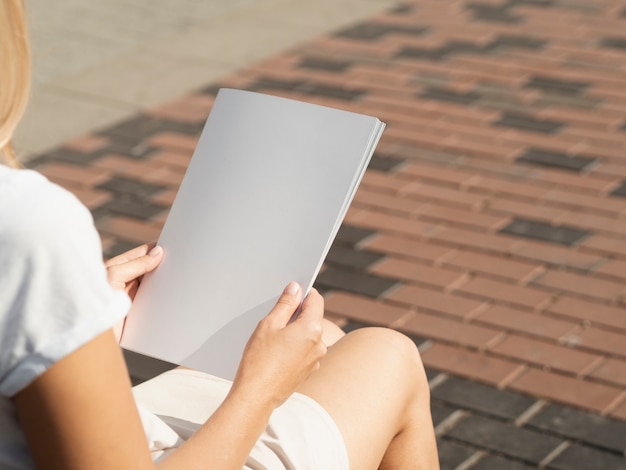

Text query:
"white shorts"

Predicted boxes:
[[132, 368, 349, 469]]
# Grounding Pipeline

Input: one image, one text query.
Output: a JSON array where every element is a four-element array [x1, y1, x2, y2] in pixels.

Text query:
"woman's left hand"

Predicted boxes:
[[104, 243, 164, 300]]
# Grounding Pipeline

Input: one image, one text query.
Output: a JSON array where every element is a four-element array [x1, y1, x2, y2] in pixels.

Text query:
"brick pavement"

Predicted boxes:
[[25, 0, 626, 468]]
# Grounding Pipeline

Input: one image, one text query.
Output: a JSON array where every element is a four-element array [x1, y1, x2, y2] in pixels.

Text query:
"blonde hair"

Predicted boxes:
[[0, 0, 30, 168]]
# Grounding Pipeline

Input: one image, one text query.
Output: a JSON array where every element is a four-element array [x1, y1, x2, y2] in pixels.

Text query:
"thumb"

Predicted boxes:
[[107, 245, 163, 285], [265, 282, 303, 328]]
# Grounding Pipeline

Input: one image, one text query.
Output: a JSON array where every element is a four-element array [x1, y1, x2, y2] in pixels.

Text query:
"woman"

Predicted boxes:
[[0, 1, 439, 468]]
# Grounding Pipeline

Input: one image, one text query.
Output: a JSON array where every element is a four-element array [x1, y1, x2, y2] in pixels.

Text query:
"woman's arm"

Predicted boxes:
[[13, 283, 326, 470]]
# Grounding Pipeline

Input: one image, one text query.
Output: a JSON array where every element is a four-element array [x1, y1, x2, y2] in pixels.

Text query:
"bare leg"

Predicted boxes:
[[322, 318, 346, 347], [297, 327, 439, 470]]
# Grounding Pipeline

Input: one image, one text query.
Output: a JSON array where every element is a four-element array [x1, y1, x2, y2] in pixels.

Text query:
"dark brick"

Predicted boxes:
[[31, 148, 102, 166], [95, 198, 167, 220], [600, 37, 626, 50], [341, 320, 371, 333], [499, 217, 591, 246], [431, 401, 457, 427], [472, 454, 535, 469], [490, 34, 547, 50], [335, 22, 427, 41], [524, 75, 590, 95], [368, 154, 405, 172], [96, 142, 159, 160], [325, 245, 384, 270], [420, 87, 481, 105], [96, 176, 166, 199], [100, 115, 200, 146], [425, 367, 440, 382], [437, 438, 476, 470], [314, 266, 398, 297], [622, 6, 626, 17], [527, 404, 626, 454], [251, 77, 307, 92], [335, 22, 393, 40], [611, 181, 626, 198], [466, 4, 522, 23], [516, 148, 597, 172], [509, 0, 554, 6], [446, 414, 563, 464], [546, 444, 626, 470], [298, 57, 352, 72], [333, 224, 376, 246], [302, 83, 366, 101], [388, 4, 414, 14], [103, 239, 140, 259], [431, 376, 536, 420], [494, 112, 565, 133], [396, 46, 448, 61], [531, 93, 602, 110], [123, 349, 177, 386], [442, 40, 487, 56]]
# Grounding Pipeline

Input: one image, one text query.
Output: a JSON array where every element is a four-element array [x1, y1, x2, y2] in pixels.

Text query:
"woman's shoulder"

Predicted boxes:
[[0, 165, 97, 256]]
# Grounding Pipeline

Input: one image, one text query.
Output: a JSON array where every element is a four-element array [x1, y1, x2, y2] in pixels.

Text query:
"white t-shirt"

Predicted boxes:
[[0, 165, 131, 469]]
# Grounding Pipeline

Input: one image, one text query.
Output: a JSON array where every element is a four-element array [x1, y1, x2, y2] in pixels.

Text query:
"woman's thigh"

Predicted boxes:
[[296, 327, 429, 470]]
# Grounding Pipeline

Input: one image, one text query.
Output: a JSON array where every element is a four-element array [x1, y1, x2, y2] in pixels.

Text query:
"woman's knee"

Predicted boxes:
[[345, 327, 429, 390]]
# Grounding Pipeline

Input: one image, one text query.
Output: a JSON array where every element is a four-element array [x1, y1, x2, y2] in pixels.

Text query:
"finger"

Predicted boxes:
[[295, 288, 324, 324], [107, 246, 163, 285], [105, 243, 155, 267], [265, 282, 303, 328]]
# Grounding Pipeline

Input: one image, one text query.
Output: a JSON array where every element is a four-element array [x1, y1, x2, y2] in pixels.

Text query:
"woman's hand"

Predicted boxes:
[[231, 282, 327, 408], [104, 243, 164, 300]]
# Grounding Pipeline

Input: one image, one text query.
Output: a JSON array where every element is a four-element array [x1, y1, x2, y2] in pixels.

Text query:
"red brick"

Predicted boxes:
[[360, 169, 413, 194], [430, 227, 518, 255], [345, 209, 439, 239], [69, 187, 112, 210], [509, 369, 623, 414], [581, 235, 626, 259], [595, 259, 626, 282], [441, 250, 542, 282], [150, 150, 193, 170], [97, 216, 162, 244], [353, 188, 422, 217], [421, 343, 525, 386], [64, 134, 110, 153], [38, 162, 111, 188], [142, 167, 185, 187], [509, 239, 605, 271], [455, 276, 552, 310], [530, 167, 616, 193], [489, 334, 600, 375], [485, 198, 566, 223], [403, 181, 488, 209], [150, 93, 215, 123], [542, 189, 626, 217], [93, 154, 163, 180], [151, 189, 178, 207], [369, 257, 466, 289], [416, 203, 510, 231], [588, 358, 626, 388], [385, 284, 485, 318], [547, 295, 626, 331], [400, 311, 502, 349], [362, 234, 453, 263], [609, 398, 626, 422], [474, 305, 577, 340], [324, 291, 408, 326], [147, 132, 199, 152], [555, 211, 626, 238], [398, 162, 479, 187], [466, 175, 550, 201], [532, 270, 625, 303], [562, 328, 626, 358]]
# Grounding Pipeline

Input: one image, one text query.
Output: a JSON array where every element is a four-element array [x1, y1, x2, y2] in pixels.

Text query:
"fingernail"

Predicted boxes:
[[284, 281, 300, 295], [148, 245, 163, 257]]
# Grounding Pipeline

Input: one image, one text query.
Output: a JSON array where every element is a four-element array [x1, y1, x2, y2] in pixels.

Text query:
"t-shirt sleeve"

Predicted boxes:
[[0, 170, 131, 397]]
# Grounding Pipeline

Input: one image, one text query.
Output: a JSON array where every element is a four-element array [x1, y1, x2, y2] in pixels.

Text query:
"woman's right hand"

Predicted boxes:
[[230, 282, 327, 408]]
